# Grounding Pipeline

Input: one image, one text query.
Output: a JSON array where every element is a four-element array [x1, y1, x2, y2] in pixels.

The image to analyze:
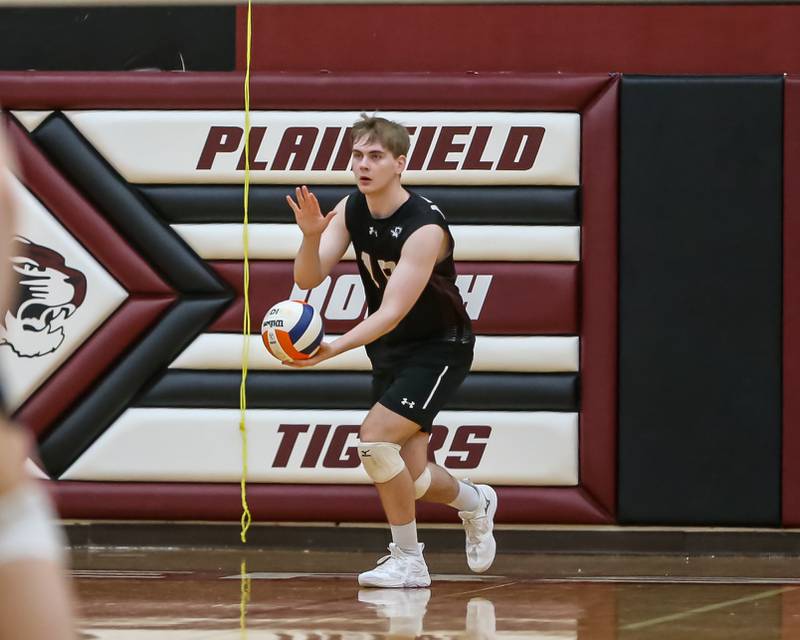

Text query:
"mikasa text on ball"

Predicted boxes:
[[261, 299, 324, 362]]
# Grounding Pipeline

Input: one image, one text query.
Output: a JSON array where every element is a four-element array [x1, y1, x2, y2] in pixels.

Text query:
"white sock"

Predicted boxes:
[[448, 481, 481, 512], [390, 520, 420, 554]]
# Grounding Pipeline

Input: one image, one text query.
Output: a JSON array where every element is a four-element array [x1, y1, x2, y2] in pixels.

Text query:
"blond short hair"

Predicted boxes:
[[351, 114, 410, 158]]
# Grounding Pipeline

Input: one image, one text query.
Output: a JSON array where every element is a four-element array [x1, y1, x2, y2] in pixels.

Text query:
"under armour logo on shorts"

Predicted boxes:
[[401, 398, 415, 408]]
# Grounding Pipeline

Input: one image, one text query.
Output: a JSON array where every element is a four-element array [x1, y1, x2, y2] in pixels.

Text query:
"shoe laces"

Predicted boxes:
[[462, 500, 490, 544], [464, 516, 489, 544], [375, 542, 406, 567]]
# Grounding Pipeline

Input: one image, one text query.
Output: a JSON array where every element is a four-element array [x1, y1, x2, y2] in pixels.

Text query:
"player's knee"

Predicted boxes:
[[358, 420, 384, 444], [413, 466, 432, 499], [357, 441, 405, 484]]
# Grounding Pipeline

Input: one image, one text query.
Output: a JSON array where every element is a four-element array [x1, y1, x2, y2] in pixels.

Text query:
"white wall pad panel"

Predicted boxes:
[[0, 174, 128, 410], [473, 336, 579, 372], [455, 225, 579, 262], [172, 223, 580, 262], [170, 334, 579, 373], [11, 111, 53, 133], [66, 110, 580, 186], [61, 408, 579, 485]]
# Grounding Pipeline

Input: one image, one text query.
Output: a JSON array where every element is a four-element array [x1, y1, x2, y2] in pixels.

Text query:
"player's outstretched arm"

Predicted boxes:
[[287, 187, 349, 289], [284, 225, 445, 368]]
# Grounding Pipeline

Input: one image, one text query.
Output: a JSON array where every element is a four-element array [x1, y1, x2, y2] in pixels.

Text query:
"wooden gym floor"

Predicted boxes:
[[70, 539, 800, 639]]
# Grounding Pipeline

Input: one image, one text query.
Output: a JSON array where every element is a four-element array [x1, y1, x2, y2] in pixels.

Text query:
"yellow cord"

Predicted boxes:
[[239, 559, 251, 639], [239, 0, 253, 544]]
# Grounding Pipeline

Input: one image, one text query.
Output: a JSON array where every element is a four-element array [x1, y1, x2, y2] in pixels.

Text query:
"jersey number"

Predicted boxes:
[[360, 251, 396, 289]]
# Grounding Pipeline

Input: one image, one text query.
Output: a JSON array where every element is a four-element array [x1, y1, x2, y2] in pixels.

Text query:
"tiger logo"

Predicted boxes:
[[0, 236, 87, 358]]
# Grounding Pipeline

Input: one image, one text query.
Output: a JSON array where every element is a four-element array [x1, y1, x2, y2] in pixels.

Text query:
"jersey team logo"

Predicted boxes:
[[1, 236, 87, 358], [390, 226, 403, 238]]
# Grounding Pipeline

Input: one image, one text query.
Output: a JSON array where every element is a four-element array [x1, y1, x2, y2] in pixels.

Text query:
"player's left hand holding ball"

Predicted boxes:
[[281, 341, 335, 368]]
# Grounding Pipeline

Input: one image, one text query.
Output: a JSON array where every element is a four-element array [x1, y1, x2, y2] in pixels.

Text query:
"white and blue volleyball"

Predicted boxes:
[[261, 299, 324, 362]]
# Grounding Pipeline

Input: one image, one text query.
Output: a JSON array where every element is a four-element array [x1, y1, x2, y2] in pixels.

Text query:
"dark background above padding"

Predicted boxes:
[[0, 7, 235, 71], [137, 371, 579, 412], [618, 76, 782, 526], [140, 185, 580, 225]]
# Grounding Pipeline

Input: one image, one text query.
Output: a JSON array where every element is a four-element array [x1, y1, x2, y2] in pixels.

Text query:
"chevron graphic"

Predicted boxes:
[[7, 116, 232, 478]]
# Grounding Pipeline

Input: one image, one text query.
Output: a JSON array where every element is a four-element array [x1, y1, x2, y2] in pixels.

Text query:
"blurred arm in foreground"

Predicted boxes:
[[0, 122, 76, 640]]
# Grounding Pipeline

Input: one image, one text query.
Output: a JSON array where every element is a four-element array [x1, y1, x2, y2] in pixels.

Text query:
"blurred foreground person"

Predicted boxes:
[[0, 123, 76, 640]]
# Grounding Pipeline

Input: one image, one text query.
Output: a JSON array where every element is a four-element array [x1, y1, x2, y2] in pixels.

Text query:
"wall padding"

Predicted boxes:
[[138, 371, 579, 412], [211, 261, 579, 336], [783, 78, 800, 526], [618, 76, 782, 525], [61, 408, 579, 486], [141, 185, 580, 225], [0, 72, 616, 523]]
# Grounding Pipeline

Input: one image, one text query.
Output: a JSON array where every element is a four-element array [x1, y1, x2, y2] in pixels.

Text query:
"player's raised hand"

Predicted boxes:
[[286, 186, 336, 238]]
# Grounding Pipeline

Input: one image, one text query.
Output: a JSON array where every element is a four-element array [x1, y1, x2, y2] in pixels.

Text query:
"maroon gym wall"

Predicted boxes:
[[237, 4, 800, 74]]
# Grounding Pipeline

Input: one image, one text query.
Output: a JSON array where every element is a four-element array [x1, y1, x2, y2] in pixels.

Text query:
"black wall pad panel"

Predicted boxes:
[[39, 296, 230, 478], [32, 116, 227, 295], [0, 7, 235, 71], [137, 371, 579, 411], [139, 185, 580, 225], [618, 76, 782, 526]]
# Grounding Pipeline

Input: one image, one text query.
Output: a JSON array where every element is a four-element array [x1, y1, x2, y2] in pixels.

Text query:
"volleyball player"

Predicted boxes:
[[286, 115, 497, 588]]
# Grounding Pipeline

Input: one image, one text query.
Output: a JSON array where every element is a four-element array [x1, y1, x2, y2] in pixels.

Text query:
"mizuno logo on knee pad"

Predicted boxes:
[[357, 441, 405, 484]]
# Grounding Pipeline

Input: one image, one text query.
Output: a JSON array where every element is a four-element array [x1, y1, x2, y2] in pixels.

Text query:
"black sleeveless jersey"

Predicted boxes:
[[345, 190, 471, 355]]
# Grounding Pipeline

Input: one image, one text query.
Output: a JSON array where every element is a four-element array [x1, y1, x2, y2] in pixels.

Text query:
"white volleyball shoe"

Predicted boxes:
[[358, 542, 431, 588], [458, 480, 498, 573]]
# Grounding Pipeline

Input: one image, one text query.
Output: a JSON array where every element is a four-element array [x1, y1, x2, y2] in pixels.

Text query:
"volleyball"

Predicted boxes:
[[261, 299, 324, 362]]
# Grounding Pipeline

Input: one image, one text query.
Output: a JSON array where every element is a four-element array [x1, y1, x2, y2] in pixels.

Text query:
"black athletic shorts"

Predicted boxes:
[[368, 335, 474, 431]]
